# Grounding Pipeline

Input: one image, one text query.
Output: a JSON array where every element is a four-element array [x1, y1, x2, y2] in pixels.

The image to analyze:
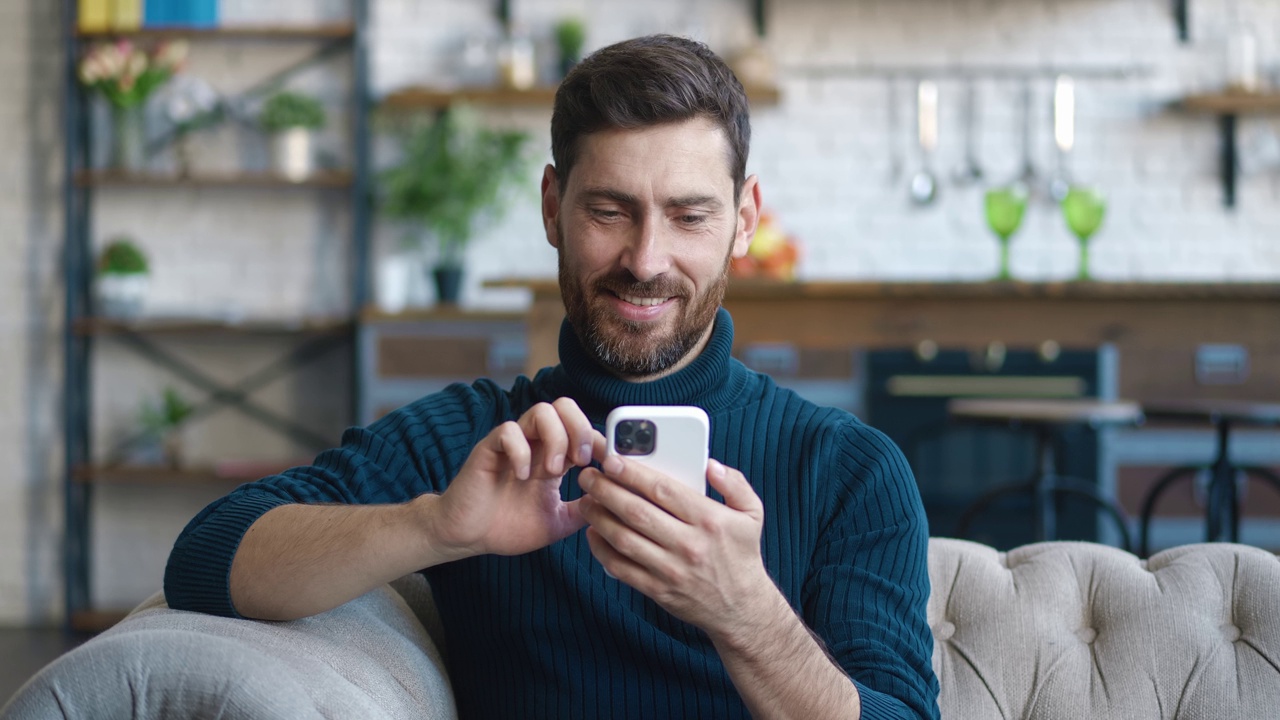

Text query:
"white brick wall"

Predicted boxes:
[[2, 0, 1280, 623]]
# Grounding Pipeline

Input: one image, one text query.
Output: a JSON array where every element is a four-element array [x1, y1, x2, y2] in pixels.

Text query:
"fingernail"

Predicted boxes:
[[578, 472, 593, 491], [579, 443, 592, 466], [603, 456, 623, 476], [518, 464, 530, 480], [551, 454, 565, 474], [708, 459, 726, 480]]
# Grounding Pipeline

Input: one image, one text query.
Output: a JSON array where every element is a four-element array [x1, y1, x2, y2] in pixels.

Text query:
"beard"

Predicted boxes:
[[557, 221, 733, 378]]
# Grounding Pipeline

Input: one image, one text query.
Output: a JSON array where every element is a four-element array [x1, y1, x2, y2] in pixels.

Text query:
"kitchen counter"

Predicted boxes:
[[487, 278, 1280, 403]]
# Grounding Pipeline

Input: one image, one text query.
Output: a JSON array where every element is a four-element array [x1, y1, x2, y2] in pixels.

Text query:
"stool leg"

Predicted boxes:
[[954, 482, 1037, 542], [1236, 467, 1280, 544], [1035, 427, 1056, 543], [1206, 420, 1234, 543], [1046, 478, 1134, 553], [1138, 466, 1202, 558]]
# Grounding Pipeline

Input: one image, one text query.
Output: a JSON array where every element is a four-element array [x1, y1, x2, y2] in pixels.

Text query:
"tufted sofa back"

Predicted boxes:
[[926, 538, 1280, 720]]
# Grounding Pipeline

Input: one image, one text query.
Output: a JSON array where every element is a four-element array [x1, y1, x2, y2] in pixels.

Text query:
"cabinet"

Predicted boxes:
[[61, 0, 371, 630]]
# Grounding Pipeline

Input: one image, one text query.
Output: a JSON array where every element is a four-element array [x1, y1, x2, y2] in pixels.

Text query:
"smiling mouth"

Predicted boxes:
[[614, 292, 672, 307]]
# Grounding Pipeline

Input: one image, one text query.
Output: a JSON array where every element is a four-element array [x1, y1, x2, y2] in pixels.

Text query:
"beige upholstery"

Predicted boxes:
[[7, 540, 1278, 719], [928, 538, 1280, 720]]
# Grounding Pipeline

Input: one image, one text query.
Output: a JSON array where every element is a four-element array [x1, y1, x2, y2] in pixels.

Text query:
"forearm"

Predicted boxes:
[[711, 588, 860, 720], [230, 494, 462, 620]]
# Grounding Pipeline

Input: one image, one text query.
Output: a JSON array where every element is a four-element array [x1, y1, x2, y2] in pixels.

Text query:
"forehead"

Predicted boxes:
[[569, 117, 734, 199]]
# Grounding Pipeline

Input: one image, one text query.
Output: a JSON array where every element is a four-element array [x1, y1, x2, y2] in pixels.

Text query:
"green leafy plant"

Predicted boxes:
[[260, 91, 326, 133], [139, 387, 195, 437], [378, 106, 532, 268], [554, 18, 587, 63], [97, 237, 149, 276]]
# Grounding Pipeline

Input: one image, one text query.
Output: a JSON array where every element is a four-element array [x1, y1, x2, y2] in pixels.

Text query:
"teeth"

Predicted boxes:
[[619, 293, 669, 307]]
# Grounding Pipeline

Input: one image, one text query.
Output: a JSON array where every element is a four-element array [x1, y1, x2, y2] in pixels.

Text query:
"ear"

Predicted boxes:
[[541, 164, 561, 249], [731, 175, 761, 259]]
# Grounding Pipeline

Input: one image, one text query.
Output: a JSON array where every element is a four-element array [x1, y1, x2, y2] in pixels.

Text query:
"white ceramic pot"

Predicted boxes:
[[271, 128, 314, 181], [95, 273, 149, 318], [375, 254, 416, 314]]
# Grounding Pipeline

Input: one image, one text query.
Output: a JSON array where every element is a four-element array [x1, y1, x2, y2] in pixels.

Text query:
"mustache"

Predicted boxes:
[[595, 272, 688, 299]]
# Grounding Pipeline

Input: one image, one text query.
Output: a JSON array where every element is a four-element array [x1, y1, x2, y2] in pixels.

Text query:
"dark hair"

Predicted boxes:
[[551, 34, 751, 200]]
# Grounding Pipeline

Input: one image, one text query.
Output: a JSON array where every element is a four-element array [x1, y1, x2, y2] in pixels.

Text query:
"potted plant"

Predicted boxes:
[[260, 90, 326, 181], [136, 387, 195, 468], [78, 39, 188, 170], [95, 236, 150, 318], [553, 18, 587, 79], [378, 106, 531, 305]]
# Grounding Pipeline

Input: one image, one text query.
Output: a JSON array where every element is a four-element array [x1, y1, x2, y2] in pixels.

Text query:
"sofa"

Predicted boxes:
[[4, 538, 1278, 719]]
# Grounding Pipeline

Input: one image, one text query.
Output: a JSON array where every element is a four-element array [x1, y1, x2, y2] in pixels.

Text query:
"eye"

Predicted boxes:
[[589, 208, 625, 221], [677, 214, 707, 226]]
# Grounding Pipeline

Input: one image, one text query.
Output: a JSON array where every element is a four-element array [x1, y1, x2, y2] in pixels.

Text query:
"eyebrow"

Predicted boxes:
[[580, 187, 724, 212]]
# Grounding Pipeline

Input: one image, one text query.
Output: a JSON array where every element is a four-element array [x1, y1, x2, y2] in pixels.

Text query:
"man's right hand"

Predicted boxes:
[[229, 397, 601, 621], [426, 398, 603, 561]]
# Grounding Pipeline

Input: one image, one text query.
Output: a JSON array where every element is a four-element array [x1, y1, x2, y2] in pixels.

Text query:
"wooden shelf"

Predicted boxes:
[[75, 315, 354, 336], [488, 277, 1280, 302], [75, 23, 355, 41], [380, 83, 782, 111], [75, 170, 353, 189], [71, 609, 130, 633], [73, 461, 307, 485], [360, 305, 526, 324], [1180, 91, 1280, 115]]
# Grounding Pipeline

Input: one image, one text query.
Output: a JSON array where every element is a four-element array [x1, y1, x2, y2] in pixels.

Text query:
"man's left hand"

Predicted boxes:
[[577, 455, 776, 639]]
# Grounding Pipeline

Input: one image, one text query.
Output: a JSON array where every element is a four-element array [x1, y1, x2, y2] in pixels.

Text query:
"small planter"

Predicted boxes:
[[433, 265, 464, 305], [375, 253, 416, 314], [96, 273, 149, 318], [271, 128, 314, 181]]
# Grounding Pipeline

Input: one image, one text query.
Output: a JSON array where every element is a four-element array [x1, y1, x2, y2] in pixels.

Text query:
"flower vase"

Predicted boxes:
[[110, 104, 147, 172]]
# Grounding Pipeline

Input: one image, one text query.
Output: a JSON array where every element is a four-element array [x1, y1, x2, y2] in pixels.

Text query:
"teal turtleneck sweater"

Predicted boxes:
[[165, 309, 939, 719]]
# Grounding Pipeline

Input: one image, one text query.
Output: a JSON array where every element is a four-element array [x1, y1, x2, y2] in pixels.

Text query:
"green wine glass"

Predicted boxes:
[[984, 186, 1028, 281], [1061, 186, 1107, 281]]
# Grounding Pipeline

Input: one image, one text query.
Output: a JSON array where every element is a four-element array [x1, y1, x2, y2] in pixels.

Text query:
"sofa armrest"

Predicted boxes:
[[2, 581, 456, 720]]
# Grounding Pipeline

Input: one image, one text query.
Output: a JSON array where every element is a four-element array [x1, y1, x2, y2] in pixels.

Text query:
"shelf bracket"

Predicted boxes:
[[1174, 0, 1189, 42], [753, 0, 767, 37], [496, 0, 511, 32], [1219, 113, 1238, 209]]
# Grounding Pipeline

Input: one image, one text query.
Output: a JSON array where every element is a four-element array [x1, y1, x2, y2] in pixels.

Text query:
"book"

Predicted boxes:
[[144, 0, 174, 27], [79, 0, 111, 32], [109, 0, 143, 30], [188, 0, 219, 28]]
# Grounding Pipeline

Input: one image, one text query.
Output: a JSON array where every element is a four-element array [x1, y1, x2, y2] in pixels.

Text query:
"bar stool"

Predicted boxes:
[[1137, 400, 1280, 557], [950, 398, 1143, 551]]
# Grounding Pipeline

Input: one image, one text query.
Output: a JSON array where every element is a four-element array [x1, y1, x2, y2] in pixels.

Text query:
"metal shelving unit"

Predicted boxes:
[[61, 0, 371, 632]]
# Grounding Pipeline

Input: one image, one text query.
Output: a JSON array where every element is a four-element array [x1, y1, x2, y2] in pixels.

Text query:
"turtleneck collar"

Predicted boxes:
[[542, 308, 748, 421]]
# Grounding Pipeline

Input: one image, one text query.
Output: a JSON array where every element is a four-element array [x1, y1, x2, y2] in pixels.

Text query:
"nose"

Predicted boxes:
[[620, 213, 671, 282]]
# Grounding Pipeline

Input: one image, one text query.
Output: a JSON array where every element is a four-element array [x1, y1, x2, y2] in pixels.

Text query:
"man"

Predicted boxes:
[[165, 35, 939, 719]]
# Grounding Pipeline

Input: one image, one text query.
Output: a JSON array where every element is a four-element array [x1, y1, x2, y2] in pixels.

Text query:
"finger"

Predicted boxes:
[[585, 525, 659, 590], [707, 460, 762, 516], [583, 465, 689, 554], [491, 421, 531, 480], [550, 397, 597, 467], [519, 402, 569, 476], [600, 455, 702, 524]]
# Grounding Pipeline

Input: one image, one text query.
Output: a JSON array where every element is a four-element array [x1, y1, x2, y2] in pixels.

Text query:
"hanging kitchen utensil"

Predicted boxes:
[[887, 77, 903, 183], [1014, 79, 1041, 202], [1049, 74, 1074, 202], [953, 78, 984, 186], [910, 79, 939, 205]]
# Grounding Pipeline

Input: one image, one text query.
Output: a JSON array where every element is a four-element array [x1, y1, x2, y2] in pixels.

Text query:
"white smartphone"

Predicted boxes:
[[605, 405, 710, 496]]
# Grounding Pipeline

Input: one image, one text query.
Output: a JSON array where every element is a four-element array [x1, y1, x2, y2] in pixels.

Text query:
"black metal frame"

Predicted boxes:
[[61, 0, 371, 629], [955, 425, 1133, 552], [1138, 419, 1280, 557]]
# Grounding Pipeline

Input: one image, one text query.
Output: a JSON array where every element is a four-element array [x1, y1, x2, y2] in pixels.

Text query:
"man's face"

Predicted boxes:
[[542, 117, 759, 379]]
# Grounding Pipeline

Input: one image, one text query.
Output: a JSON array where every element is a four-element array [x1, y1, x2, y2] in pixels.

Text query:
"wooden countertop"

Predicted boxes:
[[486, 278, 1280, 301]]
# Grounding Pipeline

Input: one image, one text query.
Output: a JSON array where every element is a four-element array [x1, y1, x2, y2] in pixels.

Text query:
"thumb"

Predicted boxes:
[[707, 460, 762, 516]]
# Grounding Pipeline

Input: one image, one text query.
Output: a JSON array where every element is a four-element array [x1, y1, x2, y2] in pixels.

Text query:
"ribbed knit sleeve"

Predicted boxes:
[[806, 419, 939, 720], [163, 380, 505, 618]]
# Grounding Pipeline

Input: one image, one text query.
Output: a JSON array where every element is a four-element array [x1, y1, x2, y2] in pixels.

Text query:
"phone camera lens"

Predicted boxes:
[[617, 436, 634, 451]]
